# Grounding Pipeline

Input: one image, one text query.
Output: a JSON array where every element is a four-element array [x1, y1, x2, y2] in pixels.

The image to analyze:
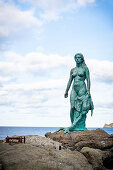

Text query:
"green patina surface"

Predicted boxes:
[[58, 53, 94, 134]]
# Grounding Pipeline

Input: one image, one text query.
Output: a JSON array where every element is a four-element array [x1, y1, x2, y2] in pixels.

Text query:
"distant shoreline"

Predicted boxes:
[[104, 123, 113, 128]]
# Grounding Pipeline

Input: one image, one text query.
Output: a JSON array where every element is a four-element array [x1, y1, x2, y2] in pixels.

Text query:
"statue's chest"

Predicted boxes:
[[72, 68, 85, 77]]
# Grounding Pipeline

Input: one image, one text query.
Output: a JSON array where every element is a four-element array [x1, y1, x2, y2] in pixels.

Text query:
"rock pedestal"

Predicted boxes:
[[45, 128, 113, 170], [0, 129, 113, 170]]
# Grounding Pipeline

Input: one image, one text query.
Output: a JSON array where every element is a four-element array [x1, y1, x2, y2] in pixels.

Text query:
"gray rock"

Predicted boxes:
[[45, 129, 113, 170], [81, 147, 113, 170], [81, 147, 105, 170], [45, 129, 113, 151], [0, 135, 93, 170], [1, 129, 113, 170]]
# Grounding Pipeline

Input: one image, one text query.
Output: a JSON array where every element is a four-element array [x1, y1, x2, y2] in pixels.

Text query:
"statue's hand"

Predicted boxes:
[[64, 92, 68, 98]]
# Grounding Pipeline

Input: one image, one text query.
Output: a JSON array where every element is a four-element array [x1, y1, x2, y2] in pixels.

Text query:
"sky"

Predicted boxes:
[[0, 0, 113, 127]]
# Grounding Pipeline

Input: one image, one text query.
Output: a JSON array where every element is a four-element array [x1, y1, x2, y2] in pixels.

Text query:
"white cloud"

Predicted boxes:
[[0, 50, 113, 127], [91, 81, 113, 108], [0, 0, 96, 50], [19, 0, 68, 21], [0, 1, 42, 38], [0, 51, 71, 75], [0, 76, 11, 84], [77, 0, 95, 6], [2, 79, 65, 91], [86, 59, 113, 82], [19, 0, 96, 21], [1, 51, 113, 83], [0, 0, 97, 52]]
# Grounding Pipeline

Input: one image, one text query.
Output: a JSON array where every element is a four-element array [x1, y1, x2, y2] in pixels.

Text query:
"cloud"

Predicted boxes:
[[0, 0, 96, 50], [91, 81, 113, 108], [0, 77, 69, 126], [86, 59, 113, 82], [2, 79, 65, 92], [19, 0, 68, 21], [1, 51, 113, 83], [0, 1, 42, 38], [77, 0, 95, 6], [0, 51, 71, 76], [19, 0, 96, 21], [0, 0, 96, 37], [0, 50, 113, 127]]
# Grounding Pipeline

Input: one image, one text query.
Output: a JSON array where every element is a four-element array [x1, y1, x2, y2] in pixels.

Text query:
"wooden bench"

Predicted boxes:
[[6, 136, 25, 144]]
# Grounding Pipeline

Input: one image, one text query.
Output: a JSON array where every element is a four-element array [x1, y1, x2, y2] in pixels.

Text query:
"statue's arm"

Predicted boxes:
[[64, 69, 73, 98], [85, 67, 90, 94]]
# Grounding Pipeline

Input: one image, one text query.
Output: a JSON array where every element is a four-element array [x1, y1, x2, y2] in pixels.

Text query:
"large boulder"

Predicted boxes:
[[0, 135, 93, 170], [81, 147, 105, 170], [81, 146, 113, 170], [45, 128, 113, 151], [0, 129, 113, 170], [45, 129, 113, 170]]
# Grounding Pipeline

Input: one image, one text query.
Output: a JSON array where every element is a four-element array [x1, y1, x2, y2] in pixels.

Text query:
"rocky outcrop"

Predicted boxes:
[[0, 135, 93, 170], [0, 129, 113, 170], [104, 123, 113, 128], [45, 129, 113, 150], [45, 128, 113, 170], [81, 147, 113, 170]]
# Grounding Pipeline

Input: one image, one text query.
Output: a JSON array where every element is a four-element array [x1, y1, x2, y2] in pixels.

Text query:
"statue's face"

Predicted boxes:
[[75, 55, 83, 64]]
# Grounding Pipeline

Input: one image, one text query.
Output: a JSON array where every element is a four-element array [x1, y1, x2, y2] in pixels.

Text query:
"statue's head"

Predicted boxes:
[[74, 53, 84, 64]]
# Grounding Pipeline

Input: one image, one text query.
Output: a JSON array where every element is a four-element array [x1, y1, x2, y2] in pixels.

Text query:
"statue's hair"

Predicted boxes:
[[74, 53, 86, 68]]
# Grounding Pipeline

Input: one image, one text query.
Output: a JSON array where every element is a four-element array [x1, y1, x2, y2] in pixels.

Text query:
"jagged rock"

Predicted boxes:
[[1, 129, 113, 170], [45, 129, 113, 170], [81, 147, 113, 170], [81, 147, 105, 170], [45, 129, 113, 151], [0, 135, 93, 170]]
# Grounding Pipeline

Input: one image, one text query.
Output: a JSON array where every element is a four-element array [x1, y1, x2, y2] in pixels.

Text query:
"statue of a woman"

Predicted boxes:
[[59, 53, 94, 134]]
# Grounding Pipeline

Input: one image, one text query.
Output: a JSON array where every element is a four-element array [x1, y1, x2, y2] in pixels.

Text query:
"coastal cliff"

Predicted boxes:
[[104, 123, 113, 128], [0, 129, 113, 170]]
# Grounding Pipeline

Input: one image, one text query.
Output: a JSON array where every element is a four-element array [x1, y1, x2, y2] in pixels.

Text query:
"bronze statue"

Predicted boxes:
[[59, 53, 94, 134]]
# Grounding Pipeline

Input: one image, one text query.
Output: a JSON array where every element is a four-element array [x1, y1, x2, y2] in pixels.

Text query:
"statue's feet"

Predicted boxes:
[[64, 128, 70, 134], [56, 127, 65, 132], [57, 127, 71, 134]]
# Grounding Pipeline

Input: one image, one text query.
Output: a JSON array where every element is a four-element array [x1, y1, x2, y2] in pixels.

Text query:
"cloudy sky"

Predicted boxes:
[[0, 0, 113, 127]]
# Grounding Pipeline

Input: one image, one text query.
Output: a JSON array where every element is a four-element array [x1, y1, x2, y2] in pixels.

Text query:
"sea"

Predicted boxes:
[[0, 127, 113, 140]]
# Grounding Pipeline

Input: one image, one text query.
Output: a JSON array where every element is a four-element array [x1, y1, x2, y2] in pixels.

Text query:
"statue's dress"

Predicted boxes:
[[68, 66, 94, 131]]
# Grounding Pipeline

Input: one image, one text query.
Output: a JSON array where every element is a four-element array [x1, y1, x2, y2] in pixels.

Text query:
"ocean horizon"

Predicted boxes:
[[0, 126, 113, 140]]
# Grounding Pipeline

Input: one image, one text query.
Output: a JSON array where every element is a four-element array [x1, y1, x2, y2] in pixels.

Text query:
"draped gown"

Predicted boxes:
[[69, 66, 94, 131]]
